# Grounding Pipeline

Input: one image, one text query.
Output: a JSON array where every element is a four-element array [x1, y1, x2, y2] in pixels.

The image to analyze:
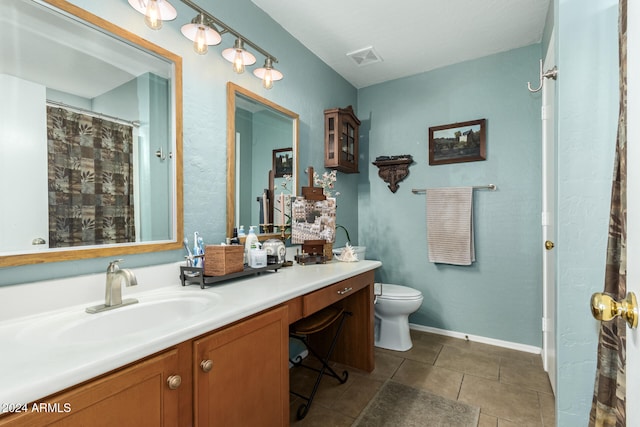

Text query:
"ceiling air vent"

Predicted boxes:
[[346, 46, 382, 67]]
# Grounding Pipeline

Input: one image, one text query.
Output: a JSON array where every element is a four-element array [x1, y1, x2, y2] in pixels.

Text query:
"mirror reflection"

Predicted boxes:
[[0, 0, 183, 266], [226, 83, 299, 239]]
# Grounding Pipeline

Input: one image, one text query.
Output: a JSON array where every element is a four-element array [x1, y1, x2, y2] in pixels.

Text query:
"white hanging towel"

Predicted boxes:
[[426, 187, 475, 265]]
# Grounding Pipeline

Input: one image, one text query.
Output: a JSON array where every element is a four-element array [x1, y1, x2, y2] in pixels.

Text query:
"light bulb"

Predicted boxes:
[[233, 50, 245, 74], [262, 69, 274, 89], [144, 0, 162, 30], [253, 58, 283, 89], [193, 26, 208, 55]]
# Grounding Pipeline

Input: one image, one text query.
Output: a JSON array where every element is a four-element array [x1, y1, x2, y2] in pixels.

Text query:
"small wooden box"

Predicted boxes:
[[204, 245, 244, 276], [302, 240, 326, 256], [301, 186, 326, 200]]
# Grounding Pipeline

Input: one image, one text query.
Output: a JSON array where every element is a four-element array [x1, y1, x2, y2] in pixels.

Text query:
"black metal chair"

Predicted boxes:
[[289, 305, 352, 420]]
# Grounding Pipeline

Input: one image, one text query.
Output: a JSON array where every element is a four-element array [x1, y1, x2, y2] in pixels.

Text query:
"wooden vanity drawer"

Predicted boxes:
[[302, 271, 374, 316]]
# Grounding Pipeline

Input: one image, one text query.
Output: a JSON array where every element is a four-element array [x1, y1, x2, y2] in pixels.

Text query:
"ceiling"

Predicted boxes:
[[251, 0, 551, 89], [1, 0, 170, 100]]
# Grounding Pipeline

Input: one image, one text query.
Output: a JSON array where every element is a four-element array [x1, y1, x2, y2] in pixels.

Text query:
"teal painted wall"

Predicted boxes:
[[250, 110, 292, 226], [358, 45, 543, 347], [0, 0, 357, 285], [555, 0, 618, 424], [236, 108, 253, 229], [0, 1, 623, 423]]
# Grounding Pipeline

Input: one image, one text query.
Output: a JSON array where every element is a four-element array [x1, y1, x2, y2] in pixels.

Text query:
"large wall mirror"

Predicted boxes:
[[226, 83, 299, 240], [0, 0, 183, 267]]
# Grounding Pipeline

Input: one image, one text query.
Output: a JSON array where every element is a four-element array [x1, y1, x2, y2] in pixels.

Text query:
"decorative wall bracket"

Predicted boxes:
[[372, 155, 414, 193]]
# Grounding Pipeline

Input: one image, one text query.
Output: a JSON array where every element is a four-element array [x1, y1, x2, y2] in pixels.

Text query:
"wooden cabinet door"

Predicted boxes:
[[194, 306, 288, 427], [0, 348, 184, 427]]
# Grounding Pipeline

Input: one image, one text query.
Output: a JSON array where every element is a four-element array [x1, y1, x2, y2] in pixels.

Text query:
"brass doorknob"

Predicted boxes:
[[545, 240, 555, 250], [200, 359, 213, 373], [167, 375, 182, 390], [591, 292, 638, 329]]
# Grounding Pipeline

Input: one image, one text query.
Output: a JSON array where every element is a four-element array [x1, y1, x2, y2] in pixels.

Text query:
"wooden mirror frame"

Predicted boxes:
[[226, 82, 299, 241], [0, 0, 183, 267]]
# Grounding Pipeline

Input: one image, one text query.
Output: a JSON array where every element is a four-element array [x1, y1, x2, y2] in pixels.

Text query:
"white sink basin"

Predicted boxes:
[[18, 290, 221, 344]]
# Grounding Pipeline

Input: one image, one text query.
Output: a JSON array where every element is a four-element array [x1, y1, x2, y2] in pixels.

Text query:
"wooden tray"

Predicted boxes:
[[180, 264, 283, 289]]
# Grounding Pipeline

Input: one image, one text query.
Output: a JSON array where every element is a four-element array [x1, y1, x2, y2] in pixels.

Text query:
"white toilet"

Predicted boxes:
[[374, 283, 424, 351]]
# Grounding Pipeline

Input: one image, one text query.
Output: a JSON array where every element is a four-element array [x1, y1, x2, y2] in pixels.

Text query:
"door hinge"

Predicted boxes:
[[542, 317, 547, 332]]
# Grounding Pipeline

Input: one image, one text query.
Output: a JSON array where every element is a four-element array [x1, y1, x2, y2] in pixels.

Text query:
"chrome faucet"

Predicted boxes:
[[86, 259, 139, 314]]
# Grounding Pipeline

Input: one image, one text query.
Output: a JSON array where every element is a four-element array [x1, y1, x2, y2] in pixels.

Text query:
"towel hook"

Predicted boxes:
[[527, 59, 558, 93]]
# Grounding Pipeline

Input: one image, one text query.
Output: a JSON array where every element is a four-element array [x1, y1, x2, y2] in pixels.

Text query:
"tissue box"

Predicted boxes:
[[248, 249, 267, 268], [204, 245, 244, 276]]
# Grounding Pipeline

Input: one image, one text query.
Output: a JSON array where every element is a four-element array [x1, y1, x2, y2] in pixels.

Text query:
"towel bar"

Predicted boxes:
[[411, 184, 496, 194]]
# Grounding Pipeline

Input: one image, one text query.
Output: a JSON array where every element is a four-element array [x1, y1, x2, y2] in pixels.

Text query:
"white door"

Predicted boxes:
[[541, 30, 557, 395], [626, 1, 638, 423], [0, 76, 49, 252]]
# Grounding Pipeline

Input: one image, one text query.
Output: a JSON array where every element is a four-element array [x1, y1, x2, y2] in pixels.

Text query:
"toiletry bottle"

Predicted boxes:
[[238, 226, 246, 237], [244, 226, 258, 264], [230, 227, 240, 245]]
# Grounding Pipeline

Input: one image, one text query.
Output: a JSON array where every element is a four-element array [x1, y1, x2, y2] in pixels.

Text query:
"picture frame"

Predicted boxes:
[[428, 119, 486, 165], [272, 148, 293, 178]]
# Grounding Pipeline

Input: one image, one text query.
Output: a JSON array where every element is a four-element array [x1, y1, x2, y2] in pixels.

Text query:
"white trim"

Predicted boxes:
[[410, 323, 542, 355]]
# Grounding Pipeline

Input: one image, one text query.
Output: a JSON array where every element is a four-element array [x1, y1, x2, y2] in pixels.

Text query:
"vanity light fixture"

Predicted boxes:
[[128, 0, 283, 87], [181, 13, 221, 55], [222, 38, 256, 74], [127, 0, 177, 30], [253, 57, 283, 90]]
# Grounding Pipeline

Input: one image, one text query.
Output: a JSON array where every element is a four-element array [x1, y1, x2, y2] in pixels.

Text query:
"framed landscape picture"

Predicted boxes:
[[273, 148, 293, 177], [428, 119, 486, 165]]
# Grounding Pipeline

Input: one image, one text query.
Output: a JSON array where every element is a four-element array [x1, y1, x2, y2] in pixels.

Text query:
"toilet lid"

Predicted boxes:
[[376, 283, 423, 300]]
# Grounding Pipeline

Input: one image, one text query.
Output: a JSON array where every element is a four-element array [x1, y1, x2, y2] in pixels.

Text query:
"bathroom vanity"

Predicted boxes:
[[0, 260, 380, 426]]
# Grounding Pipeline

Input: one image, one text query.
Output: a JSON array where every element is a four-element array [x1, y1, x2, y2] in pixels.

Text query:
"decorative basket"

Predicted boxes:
[[204, 245, 244, 276]]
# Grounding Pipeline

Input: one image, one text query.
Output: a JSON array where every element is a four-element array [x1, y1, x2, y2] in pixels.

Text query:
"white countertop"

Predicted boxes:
[[0, 259, 381, 406]]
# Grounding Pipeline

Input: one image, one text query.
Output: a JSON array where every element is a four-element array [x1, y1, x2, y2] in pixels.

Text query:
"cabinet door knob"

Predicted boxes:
[[167, 374, 182, 390], [337, 287, 353, 295], [200, 359, 213, 373]]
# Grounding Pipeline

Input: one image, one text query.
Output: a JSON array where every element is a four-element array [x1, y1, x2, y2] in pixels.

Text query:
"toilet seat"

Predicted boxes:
[[375, 283, 423, 301]]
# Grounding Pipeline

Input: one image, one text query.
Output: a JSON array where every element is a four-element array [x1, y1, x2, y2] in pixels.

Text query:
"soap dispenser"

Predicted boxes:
[[244, 226, 259, 264]]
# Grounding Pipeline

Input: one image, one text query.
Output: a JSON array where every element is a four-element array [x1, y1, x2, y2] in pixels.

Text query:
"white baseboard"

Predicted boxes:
[[409, 323, 542, 355]]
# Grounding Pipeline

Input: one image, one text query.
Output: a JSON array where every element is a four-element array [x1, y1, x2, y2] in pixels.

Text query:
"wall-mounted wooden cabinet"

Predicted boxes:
[[324, 106, 361, 173]]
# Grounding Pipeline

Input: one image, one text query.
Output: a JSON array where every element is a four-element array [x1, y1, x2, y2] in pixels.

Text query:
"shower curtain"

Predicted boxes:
[[47, 106, 135, 247], [589, 0, 627, 425]]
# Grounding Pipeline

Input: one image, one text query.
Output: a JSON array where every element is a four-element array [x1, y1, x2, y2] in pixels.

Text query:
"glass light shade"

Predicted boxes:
[[222, 39, 256, 74], [253, 59, 283, 89], [181, 17, 222, 55], [128, 0, 177, 30]]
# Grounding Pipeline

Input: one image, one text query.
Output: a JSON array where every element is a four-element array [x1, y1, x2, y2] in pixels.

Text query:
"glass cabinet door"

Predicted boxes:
[[324, 106, 360, 173]]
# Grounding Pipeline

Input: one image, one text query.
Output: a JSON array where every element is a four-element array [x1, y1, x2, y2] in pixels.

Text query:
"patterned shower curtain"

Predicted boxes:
[[589, 0, 627, 425], [47, 106, 135, 247]]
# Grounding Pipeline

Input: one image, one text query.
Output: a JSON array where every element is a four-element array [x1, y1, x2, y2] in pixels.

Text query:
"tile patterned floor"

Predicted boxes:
[[289, 329, 556, 426]]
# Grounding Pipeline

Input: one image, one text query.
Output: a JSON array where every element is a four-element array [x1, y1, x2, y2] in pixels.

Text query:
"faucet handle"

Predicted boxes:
[[107, 259, 124, 271]]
